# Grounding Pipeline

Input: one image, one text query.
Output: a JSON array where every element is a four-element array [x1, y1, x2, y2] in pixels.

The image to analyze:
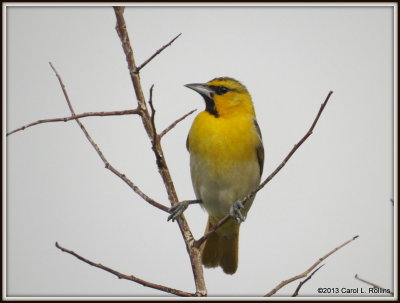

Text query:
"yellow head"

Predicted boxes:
[[185, 77, 255, 118]]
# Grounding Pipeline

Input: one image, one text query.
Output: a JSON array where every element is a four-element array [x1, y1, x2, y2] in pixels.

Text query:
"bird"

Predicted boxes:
[[169, 77, 264, 275]]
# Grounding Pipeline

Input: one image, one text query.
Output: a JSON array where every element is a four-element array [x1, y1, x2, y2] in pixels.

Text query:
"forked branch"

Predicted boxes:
[[193, 202, 353, 296], [265, 235, 359, 296], [292, 264, 325, 296], [48, 62, 168, 212]]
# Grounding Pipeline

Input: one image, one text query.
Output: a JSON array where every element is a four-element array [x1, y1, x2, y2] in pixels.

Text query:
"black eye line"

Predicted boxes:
[[208, 85, 235, 95]]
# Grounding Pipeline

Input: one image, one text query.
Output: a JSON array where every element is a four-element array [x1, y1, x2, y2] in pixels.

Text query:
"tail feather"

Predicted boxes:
[[219, 235, 238, 274], [201, 217, 239, 275], [201, 228, 220, 268]]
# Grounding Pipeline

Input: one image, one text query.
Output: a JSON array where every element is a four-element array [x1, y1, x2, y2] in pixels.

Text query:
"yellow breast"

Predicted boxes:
[[188, 111, 259, 174]]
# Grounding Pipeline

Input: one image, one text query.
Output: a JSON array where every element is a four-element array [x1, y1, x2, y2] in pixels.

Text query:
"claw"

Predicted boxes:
[[167, 201, 189, 222], [229, 200, 245, 224]]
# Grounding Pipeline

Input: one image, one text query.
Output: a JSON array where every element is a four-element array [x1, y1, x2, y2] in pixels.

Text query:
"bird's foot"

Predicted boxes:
[[167, 200, 201, 222], [168, 201, 189, 222], [230, 200, 246, 224]]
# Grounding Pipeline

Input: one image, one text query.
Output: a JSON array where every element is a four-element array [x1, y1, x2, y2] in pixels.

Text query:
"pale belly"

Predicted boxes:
[[190, 153, 261, 218]]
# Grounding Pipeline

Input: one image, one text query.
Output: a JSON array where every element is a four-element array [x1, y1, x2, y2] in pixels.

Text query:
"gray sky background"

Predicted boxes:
[[5, 4, 395, 298]]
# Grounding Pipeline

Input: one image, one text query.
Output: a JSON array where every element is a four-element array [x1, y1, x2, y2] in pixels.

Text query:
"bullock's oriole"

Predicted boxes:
[[169, 77, 264, 275]]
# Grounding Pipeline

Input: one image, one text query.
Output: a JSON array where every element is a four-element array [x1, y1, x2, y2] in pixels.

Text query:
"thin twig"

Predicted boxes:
[[148, 85, 164, 169], [6, 109, 141, 136], [49, 62, 167, 213], [49, 63, 76, 114], [244, 91, 333, 207], [194, 216, 231, 248], [148, 85, 157, 144], [292, 264, 325, 296], [106, 164, 169, 212], [136, 33, 182, 72], [55, 242, 195, 297], [265, 235, 359, 297], [159, 109, 197, 139], [194, 91, 333, 248], [354, 274, 383, 288], [355, 274, 393, 295]]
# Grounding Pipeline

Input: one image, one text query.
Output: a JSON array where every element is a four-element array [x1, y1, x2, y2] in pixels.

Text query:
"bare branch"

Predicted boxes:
[[6, 109, 141, 136], [113, 7, 206, 296], [243, 91, 334, 207], [265, 235, 359, 297], [137, 33, 182, 72], [159, 109, 197, 139], [49, 62, 168, 213], [194, 91, 333, 248], [355, 274, 393, 295], [113, 6, 153, 136], [106, 164, 169, 213], [292, 264, 325, 297], [355, 274, 383, 288], [55, 242, 195, 297], [49, 62, 77, 116]]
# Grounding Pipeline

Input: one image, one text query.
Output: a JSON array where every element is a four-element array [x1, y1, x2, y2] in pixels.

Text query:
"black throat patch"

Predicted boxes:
[[203, 95, 219, 118]]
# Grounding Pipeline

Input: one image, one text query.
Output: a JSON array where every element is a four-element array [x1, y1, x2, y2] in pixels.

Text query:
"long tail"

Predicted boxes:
[[201, 217, 239, 275]]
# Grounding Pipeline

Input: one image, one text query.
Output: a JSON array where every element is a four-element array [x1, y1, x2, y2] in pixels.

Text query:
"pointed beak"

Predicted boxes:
[[184, 83, 213, 99]]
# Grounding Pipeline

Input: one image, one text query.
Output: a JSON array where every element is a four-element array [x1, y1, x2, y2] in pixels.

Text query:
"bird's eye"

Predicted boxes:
[[215, 86, 230, 95]]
